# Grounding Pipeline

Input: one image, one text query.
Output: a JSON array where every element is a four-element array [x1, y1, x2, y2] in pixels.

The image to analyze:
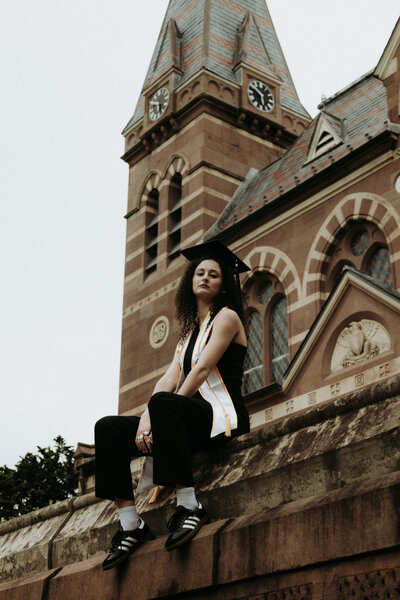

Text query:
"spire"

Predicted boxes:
[[124, 0, 308, 132]]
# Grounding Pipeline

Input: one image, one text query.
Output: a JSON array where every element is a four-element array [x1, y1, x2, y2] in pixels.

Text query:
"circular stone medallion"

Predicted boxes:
[[149, 316, 170, 349]]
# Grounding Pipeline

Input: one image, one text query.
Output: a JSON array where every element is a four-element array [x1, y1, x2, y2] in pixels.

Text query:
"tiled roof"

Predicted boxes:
[[123, 0, 308, 132], [205, 74, 393, 239]]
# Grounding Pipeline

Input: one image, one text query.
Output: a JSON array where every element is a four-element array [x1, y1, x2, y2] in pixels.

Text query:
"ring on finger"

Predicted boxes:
[[137, 434, 144, 441]]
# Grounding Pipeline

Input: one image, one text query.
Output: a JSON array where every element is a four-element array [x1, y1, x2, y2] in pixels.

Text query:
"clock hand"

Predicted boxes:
[[252, 87, 263, 100]]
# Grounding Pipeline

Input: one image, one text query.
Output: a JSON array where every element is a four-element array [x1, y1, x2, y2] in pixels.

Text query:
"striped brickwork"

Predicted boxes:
[[303, 193, 400, 303], [119, 106, 275, 414]]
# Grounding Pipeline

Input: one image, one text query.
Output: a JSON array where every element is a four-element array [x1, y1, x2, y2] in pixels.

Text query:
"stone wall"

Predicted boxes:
[[1, 377, 400, 598]]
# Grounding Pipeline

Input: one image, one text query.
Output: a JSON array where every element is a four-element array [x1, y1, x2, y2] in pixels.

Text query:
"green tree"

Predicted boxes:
[[0, 436, 77, 521]]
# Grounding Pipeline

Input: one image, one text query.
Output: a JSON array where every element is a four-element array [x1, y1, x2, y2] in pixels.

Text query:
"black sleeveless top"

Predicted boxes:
[[183, 324, 250, 437]]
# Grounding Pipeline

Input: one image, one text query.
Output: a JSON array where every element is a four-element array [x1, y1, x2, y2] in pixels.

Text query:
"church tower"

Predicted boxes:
[[119, 0, 310, 416]]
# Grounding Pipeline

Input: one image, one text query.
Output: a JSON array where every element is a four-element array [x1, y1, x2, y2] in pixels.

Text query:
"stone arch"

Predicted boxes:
[[137, 170, 162, 210], [242, 246, 302, 312], [162, 154, 189, 181], [303, 192, 400, 300]]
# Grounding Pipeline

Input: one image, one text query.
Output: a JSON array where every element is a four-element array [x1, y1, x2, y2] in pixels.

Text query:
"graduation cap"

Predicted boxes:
[[181, 240, 250, 291]]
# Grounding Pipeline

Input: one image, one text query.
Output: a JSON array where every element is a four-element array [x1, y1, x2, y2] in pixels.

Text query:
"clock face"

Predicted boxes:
[[149, 87, 169, 121], [247, 80, 274, 113]]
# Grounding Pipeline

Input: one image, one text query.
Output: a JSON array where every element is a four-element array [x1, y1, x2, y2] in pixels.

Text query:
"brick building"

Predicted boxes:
[[119, 0, 400, 435], [2, 2, 400, 598]]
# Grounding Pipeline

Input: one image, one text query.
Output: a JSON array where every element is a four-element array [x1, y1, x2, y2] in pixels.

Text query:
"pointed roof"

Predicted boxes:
[[123, 0, 308, 132]]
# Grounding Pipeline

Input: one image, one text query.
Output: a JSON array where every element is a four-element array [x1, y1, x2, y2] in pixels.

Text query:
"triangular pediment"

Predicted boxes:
[[282, 268, 400, 397], [375, 17, 400, 80], [305, 111, 345, 163]]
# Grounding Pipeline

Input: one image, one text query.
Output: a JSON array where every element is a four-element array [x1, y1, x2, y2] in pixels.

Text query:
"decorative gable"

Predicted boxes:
[[283, 268, 400, 398], [375, 17, 400, 123], [375, 17, 400, 80], [247, 267, 400, 428]]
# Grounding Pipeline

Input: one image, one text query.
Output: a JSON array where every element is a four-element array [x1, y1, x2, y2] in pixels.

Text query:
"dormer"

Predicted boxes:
[[305, 111, 346, 164]]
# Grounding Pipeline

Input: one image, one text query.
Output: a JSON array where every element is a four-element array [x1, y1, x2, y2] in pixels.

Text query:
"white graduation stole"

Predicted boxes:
[[175, 308, 238, 437], [138, 309, 238, 500]]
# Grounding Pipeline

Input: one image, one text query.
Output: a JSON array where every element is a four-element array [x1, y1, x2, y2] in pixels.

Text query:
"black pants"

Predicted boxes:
[[95, 392, 214, 501]]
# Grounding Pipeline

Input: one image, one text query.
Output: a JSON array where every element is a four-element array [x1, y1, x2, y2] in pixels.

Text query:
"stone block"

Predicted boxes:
[[0, 569, 58, 600], [48, 520, 228, 600], [46, 556, 113, 600], [216, 471, 400, 585], [52, 495, 117, 567], [0, 499, 73, 583], [118, 519, 227, 599]]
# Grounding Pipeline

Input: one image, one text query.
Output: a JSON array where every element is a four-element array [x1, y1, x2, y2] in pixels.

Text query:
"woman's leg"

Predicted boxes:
[[94, 415, 141, 501], [94, 415, 153, 569], [148, 392, 213, 551], [148, 392, 213, 488]]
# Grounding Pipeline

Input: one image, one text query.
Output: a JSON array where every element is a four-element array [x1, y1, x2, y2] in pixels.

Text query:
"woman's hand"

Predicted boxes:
[[135, 353, 180, 454], [135, 408, 152, 454]]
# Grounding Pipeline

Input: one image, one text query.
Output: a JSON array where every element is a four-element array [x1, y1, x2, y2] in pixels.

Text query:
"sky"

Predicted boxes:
[[1, 1, 399, 469]]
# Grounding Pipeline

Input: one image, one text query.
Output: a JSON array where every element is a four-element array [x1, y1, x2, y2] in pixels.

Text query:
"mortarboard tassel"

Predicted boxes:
[[224, 411, 231, 437], [148, 485, 161, 504]]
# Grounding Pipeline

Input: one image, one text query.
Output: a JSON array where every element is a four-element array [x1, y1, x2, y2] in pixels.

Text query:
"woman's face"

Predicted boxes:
[[192, 259, 223, 301]]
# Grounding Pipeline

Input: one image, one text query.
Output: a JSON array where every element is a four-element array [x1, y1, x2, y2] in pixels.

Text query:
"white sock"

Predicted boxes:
[[118, 505, 140, 531], [176, 487, 201, 510]]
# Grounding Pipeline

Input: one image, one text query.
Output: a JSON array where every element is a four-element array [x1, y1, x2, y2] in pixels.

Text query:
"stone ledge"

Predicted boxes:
[[136, 392, 400, 530], [233, 374, 400, 454], [217, 470, 400, 584], [2, 381, 400, 583], [0, 497, 74, 536], [2, 472, 400, 599]]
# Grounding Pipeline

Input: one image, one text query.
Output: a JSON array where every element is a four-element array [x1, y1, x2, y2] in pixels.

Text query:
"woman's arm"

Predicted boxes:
[[136, 350, 180, 453], [152, 351, 181, 394], [177, 309, 242, 398]]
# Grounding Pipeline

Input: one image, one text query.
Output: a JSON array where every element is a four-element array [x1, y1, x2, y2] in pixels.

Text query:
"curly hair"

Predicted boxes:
[[175, 254, 244, 339]]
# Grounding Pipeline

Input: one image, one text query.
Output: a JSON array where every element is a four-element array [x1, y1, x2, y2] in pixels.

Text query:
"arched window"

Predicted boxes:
[[168, 173, 182, 261], [144, 188, 159, 275], [367, 247, 392, 286], [243, 311, 264, 393], [243, 273, 290, 394], [324, 221, 392, 291], [271, 298, 289, 382]]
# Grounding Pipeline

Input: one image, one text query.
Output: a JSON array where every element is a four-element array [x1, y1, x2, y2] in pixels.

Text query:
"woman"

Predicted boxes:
[[95, 241, 250, 570]]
